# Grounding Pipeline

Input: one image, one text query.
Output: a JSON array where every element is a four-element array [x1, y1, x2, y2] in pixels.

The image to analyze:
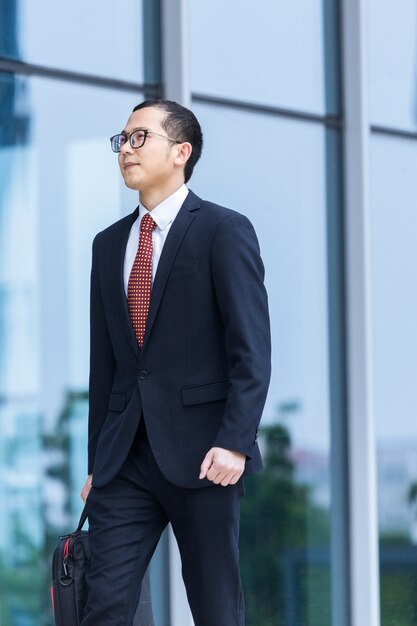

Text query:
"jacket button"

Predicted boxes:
[[139, 370, 148, 380]]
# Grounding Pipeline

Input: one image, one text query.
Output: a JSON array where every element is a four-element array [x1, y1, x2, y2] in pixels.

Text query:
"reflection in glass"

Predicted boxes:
[[0, 72, 140, 625], [371, 135, 417, 625], [369, 0, 417, 130], [0, 0, 19, 59], [188, 0, 339, 115], [241, 423, 331, 626], [2, 0, 144, 83], [191, 102, 332, 625]]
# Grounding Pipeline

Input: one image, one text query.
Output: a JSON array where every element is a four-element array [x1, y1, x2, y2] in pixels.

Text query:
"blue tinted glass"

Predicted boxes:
[[370, 135, 417, 622], [1, 0, 144, 82], [0, 0, 19, 58], [191, 102, 333, 625], [369, 0, 417, 130], [0, 72, 140, 623], [188, 0, 340, 115]]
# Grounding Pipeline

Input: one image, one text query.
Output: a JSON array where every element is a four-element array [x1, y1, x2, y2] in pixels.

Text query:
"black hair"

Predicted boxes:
[[132, 99, 203, 183]]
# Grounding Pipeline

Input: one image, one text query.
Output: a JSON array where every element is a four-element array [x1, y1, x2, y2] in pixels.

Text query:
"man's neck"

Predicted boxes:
[[139, 180, 185, 211]]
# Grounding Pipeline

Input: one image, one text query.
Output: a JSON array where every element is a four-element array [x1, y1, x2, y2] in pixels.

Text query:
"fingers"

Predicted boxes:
[[221, 472, 242, 487], [200, 448, 245, 486], [208, 468, 244, 486], [80, 475, 92, 502], [199, 450, 214, 480]]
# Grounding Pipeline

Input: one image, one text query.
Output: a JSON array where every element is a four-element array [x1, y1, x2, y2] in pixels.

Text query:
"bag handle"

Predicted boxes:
[[76, 505, 88, 531]]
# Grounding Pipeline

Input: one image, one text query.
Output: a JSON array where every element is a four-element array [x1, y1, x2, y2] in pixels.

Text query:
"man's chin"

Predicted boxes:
[[123, 178, 143, 191]]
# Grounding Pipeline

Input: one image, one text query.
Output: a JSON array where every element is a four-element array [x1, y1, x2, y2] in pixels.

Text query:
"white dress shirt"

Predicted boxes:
[[123, 184, 189, 295]]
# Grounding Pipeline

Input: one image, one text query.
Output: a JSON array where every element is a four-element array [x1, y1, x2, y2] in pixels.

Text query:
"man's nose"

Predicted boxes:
[[120, 139, 133, 155]]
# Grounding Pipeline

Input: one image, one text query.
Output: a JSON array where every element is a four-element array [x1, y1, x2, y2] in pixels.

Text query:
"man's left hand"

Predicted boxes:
[[199, 447, 246, 486]]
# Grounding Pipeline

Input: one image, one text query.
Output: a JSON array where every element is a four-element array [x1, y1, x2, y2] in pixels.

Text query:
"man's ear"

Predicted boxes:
[[174, 142, 192, 168]]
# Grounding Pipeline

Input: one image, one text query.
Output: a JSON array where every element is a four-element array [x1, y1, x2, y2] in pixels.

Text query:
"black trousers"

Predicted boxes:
[[81, 422, 245, 626]]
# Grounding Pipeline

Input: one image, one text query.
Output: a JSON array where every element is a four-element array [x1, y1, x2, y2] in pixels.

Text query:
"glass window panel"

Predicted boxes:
[[0, 71, 142, 624], [369, 0, 417, 131], [190, 102, 333, 625], [370, 135, 417, 624], [2, 0, 144, 82], [188, 0, 335, 115]]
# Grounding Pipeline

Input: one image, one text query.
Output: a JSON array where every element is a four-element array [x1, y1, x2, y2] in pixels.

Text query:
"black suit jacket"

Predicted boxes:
[[88, 190, 271, 489]]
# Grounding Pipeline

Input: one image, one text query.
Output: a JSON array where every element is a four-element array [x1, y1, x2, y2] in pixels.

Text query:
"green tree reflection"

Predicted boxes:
[[240, 423, 330, 626]]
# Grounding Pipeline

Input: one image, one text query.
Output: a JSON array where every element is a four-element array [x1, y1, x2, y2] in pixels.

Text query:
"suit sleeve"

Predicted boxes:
[[87, 235, 116, 474], [210, 212, 271, 458]]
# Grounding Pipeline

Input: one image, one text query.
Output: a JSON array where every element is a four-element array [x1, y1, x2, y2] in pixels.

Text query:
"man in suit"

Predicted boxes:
[[80, 100, 271, 626]]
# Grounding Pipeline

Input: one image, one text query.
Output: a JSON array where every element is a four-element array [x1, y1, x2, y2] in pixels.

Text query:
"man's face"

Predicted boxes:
[[117, 106, 180, 192]]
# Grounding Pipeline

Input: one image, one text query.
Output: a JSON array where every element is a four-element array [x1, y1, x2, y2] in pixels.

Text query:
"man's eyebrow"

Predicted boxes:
[[121, 126, 149, 134]]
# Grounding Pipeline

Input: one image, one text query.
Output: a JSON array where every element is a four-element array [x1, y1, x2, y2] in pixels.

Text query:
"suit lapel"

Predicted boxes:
[[141, 190, 201, 351]]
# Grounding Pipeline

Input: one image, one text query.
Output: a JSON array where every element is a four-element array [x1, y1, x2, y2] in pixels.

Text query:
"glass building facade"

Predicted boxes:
[[0, 1, 415, 625]]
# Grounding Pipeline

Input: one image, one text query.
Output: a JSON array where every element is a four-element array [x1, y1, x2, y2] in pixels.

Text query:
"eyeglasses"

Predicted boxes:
[[110, 129, 181, 153]]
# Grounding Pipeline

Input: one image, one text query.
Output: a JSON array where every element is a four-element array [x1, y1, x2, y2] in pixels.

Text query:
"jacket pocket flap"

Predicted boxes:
[[182, 380, 229, 406], [108, 392, 127, 412], [170, 263, 198, 275]]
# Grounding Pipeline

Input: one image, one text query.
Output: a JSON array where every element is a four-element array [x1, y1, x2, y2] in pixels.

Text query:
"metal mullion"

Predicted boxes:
[[143, 0, 162, 95], [159, 2, 194, 623], [0, 57, 157, 95], [326, 126, 351, 626], [323, 0, 351, 624], [371, 124, 417, 141], [341, 0, 380, 625], [191, 91, 342, 127], [161, 0, 189, 105]]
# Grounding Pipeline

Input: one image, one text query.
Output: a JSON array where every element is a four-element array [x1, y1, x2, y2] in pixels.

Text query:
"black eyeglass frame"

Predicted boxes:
[[109, 129, 181, 153]]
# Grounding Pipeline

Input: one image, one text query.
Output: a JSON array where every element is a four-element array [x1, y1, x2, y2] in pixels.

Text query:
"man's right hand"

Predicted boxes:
[[81, 474, 93, 503]]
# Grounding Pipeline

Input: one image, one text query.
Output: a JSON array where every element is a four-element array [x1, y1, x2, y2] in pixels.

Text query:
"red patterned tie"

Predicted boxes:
[[127, 213, 157, 347]]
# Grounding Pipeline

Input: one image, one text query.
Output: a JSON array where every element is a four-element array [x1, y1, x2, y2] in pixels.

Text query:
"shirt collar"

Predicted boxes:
[[138, 184, 189, 231]]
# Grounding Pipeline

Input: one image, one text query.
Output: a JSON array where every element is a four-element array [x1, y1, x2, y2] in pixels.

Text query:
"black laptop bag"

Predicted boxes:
[[51, 506, 90, 625], [51, 506, 154, 625]]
